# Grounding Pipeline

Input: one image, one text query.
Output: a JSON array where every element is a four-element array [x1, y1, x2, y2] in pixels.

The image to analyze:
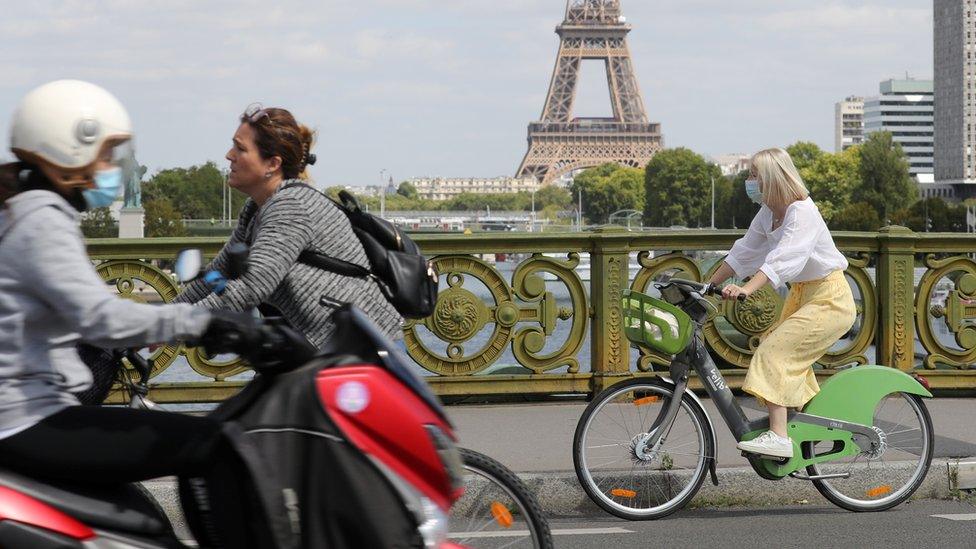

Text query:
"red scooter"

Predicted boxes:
[[0, 247, 470, 548]]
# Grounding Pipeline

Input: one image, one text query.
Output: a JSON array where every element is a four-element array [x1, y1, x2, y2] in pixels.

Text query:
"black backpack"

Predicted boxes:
[[287, 184, 438, 319]]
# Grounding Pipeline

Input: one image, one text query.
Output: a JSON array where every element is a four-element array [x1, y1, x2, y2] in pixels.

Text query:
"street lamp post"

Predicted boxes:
[[711, 175, 716, 229], [531, 189, 537, 232], [578, 189, 583, 231]]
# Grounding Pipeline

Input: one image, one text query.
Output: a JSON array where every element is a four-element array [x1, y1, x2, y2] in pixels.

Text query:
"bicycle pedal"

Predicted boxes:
[[741, 450, 790, 464]]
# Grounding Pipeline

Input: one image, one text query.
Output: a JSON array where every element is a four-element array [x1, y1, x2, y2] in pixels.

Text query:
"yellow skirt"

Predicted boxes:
[[742, 270, 857, 409]]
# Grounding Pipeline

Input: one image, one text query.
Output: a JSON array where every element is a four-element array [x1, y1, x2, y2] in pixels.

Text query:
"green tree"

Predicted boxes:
[[644, 149, 722, 228], [80, 208, 117, 238], [785, 141, 825, 173], [723, 170, 761, 229], [144, 198, 188, 237], [855, 132, 918, 223], [143, 162, 247, 220], [534, 185, 572, 210], [830, 201, 882, 231], [442, 192, 531, 212], [571, 163, 645, 224], [323, 186, 345, 201], [891, 197, 966, 232], [711, 176, 734, 228], [397, 181, 418, 199], [800, 145, 861, 223]]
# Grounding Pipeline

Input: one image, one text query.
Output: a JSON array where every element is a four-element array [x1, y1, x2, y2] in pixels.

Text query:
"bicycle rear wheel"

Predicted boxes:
[[804, 392, 933, 512], [573, 378, 712, 520], [449, 448, 553, 549]]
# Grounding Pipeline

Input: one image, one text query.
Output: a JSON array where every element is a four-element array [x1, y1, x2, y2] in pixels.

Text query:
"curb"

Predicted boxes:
[[143, 458, 959, 535], [518, 459, 955, 516]]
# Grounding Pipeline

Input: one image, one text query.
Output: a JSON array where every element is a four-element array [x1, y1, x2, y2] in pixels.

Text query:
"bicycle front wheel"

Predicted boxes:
[[449, 448, 554, 549], [805, 392, 934, 512], [573, 378, 713, 520]]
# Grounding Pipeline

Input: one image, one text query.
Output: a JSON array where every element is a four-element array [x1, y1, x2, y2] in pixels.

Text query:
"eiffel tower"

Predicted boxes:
[[516, 0, 663, 185]]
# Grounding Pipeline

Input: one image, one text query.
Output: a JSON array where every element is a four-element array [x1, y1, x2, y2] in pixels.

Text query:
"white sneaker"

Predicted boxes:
[[737, 431, 794, 459]]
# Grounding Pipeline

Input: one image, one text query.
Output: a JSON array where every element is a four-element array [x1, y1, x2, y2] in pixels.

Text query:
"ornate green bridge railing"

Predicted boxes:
[[86, 226, 976, 403]]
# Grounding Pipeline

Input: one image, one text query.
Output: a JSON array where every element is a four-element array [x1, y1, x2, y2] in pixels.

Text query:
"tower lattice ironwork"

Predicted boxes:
[[516, 0, 663, 185]]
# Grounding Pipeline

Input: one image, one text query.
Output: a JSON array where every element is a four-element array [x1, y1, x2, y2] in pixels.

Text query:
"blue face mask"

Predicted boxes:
[[744, 179, 763, 204], [82, 167, 123, 209]]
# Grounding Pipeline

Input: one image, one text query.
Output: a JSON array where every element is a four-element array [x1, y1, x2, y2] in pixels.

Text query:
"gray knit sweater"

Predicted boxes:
[[175, 180, 403, 347]]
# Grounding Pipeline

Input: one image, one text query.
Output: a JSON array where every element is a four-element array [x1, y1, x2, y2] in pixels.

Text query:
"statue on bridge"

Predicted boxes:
[[117, 148, 147, 237], [120, 148, 146, 209]]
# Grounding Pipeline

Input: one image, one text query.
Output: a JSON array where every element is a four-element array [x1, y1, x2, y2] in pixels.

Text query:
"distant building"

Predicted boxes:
[[712, 154, 751, 177], [863, 79, 935, 185], [934, 0, 976, 199], [409, 176, 542, 201], [834, 96, 865, 151]]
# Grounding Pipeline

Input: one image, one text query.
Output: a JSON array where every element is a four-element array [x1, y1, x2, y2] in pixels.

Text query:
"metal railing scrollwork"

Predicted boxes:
[[84, 226, 976, 403]]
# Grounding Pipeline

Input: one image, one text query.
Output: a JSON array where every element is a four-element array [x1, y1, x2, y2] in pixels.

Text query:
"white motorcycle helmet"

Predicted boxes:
[[9, 80, 135, 205]]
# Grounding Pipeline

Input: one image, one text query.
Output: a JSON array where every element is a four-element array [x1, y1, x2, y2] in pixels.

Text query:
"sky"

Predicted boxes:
[[0, 1, 933, 187]]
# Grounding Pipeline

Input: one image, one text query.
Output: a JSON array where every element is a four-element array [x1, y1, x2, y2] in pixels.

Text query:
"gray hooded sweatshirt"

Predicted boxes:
[[0, 190, 211, 433]]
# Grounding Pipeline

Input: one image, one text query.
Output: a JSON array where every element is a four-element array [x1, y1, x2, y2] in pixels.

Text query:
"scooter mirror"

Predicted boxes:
[[174, 249, 204, 283]]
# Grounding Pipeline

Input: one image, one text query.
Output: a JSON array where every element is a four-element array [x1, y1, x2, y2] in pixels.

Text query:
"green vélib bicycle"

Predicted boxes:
[[573, 278, 934, 520]]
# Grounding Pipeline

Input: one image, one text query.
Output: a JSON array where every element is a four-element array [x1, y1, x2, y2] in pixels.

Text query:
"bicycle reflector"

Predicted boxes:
[[491, 502, 513, 528], [633, 396, 660, 406], [866, 485, 892, 498], [622, 290, 693, 355], [610, 488, 637, 499]]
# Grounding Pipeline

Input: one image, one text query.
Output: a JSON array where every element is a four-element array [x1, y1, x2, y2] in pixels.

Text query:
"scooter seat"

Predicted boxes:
[[0, 468, 170, 536]]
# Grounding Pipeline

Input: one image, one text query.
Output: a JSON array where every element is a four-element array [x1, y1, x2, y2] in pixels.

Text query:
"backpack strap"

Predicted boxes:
[[276, 181, 375, 279], [297, 249, 371, 278]]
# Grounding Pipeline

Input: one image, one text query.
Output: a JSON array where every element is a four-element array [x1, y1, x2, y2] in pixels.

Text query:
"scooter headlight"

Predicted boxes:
[[416, 495, 450, 549]]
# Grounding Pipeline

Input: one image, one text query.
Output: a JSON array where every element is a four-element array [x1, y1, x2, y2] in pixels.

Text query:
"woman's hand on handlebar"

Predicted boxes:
[[720, 284, 750, 301]]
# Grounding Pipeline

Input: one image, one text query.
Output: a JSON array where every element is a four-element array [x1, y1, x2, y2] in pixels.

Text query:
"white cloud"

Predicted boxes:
[[757, 4, 929, 34], [353, 29, 456, 65]]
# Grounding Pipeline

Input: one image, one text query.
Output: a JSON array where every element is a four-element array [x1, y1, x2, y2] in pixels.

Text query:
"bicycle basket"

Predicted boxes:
[[621, 289, 693, 355]]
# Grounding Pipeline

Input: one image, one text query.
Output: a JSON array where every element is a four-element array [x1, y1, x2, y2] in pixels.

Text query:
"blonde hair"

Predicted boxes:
[[750, 147, 809, 209]]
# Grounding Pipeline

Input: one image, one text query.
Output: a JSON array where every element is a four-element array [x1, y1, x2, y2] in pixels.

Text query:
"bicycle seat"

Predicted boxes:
[[0, 468, 170, 536]]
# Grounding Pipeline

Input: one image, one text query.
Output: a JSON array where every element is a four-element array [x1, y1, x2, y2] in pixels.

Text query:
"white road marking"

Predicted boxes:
[[932, 513, 976, 521], [451, 527, 633, 538]]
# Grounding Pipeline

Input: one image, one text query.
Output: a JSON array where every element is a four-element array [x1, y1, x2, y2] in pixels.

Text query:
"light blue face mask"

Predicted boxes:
[[744, 178, 763, 204], [82, 167, 123, 209]]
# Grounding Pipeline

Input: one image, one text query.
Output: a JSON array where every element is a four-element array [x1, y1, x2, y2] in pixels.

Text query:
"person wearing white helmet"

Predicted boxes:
[[0, 80, 273, 548]]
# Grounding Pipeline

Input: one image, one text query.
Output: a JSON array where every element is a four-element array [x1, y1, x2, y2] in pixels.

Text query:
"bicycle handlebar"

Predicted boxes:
[[666, 278, 747, 301]]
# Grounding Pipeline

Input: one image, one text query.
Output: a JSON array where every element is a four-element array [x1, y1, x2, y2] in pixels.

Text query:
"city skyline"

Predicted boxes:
[[0, 1, 933, 186]]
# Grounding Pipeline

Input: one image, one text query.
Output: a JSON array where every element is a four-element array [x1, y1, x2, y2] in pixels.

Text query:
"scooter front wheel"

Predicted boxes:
[[804, 392, 934, 512], [573, 378, 713, 520]]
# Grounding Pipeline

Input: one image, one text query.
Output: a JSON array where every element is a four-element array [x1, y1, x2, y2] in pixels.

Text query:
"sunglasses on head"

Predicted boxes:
[[242, 102, 273, 125]]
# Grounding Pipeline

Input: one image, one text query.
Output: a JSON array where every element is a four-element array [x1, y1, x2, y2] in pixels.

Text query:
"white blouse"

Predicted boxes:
[[725, 197, 848, 289]]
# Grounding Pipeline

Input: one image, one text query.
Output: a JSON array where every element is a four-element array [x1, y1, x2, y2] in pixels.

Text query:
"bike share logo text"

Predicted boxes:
[[707, 371, 727, 392]]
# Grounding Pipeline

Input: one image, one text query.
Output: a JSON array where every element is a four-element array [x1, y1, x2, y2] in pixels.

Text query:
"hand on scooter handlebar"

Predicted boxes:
[[194, 311, 315, 374], [194, 309, 260, 357]]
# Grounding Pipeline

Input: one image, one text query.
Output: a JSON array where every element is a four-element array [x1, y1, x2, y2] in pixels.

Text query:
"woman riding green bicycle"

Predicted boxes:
[[707, 147, 856, 459]]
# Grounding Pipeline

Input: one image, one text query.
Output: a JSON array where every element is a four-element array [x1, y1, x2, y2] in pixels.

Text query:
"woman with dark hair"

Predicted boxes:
[[174, 104, 402, 345], [0, 80, 273, 548]]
